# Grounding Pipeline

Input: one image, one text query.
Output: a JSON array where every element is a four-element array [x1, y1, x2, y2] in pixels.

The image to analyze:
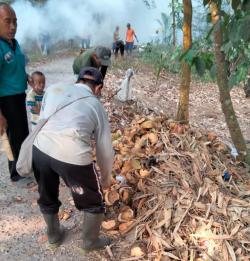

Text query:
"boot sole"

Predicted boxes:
[[48, 229, 66, 249], [80, 246, 105, 254], [80, 239, 112, 253]]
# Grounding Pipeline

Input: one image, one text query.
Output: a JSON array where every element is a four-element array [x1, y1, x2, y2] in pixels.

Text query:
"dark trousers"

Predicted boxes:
[[100, 66, 108, 79], [115, 41, 125, 57], [32, 146, 105, 215], [0, 93, 29, 179]]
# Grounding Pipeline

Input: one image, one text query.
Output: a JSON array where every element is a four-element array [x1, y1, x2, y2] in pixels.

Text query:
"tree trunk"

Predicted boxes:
[[176, 0, 192, 123], [210, 2, 250, 165], [172, 0, 176, 47]]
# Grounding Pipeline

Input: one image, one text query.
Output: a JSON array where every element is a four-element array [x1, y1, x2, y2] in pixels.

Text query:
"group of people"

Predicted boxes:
[[112, 23, 138, 57], [0, 2, 113, 252]]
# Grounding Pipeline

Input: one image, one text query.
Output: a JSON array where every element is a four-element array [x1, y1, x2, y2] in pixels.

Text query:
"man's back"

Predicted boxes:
[[34, 83, 110, 166], [72, 49, 94, 75], [126, 28, 135, 43]]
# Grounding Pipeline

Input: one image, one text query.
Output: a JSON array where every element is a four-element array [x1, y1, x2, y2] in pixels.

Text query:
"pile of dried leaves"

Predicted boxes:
[[101, 114, 250, 261]]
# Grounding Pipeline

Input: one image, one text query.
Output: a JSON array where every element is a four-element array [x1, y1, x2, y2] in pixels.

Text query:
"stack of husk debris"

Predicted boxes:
[[101, 114, 250, 261]]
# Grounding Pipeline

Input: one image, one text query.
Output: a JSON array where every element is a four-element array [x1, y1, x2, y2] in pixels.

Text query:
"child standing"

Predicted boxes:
[[26, 71, 45, 130]]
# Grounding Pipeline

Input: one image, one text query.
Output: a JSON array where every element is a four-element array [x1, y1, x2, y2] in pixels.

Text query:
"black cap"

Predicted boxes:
[[78, 67, 103, 85], [94, 46, 111, 66]]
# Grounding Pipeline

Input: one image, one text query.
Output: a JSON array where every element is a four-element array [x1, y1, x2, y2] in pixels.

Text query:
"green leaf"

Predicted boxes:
[[179, 49, 196, 66], [209, 64, 217, 79], [229, 21, 240, 43], [221, 42, 232, 54], [238, 16, 250, 42], [231, 0, 241, 10], [194, 57, 206, 76], [228, 74, 238, 88], [206, 13, 212, 23], [203, 0, 210, 6]]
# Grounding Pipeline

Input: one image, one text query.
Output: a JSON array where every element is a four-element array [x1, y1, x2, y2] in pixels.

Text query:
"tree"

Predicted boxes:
[[209, 1, 250, 164], [156, 12, 170, 44], [172, 0, 177, 47], [169, 0, 183, 47], [176, 0, 192, 123]]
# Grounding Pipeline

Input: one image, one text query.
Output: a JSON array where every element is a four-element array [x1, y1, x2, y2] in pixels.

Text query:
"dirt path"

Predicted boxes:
[[0, 55, 249, 261], [0, 57, 106, 261]]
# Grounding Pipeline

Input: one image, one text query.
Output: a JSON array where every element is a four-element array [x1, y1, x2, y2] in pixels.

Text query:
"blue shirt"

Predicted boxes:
[[0, 38, 27, 97]]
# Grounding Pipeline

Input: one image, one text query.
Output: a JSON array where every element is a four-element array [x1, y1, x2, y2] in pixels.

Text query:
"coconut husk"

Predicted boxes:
[[101, 111, 250, 260]]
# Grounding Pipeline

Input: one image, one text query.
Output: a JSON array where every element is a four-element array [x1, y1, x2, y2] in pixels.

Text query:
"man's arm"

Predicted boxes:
[[134, 30, 139, 42], [91, 53, 102, 68], [94, 103, 114, 189]]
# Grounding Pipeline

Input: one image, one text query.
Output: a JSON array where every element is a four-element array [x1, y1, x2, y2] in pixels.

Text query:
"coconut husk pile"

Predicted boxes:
[[102, 115, 250, 261]]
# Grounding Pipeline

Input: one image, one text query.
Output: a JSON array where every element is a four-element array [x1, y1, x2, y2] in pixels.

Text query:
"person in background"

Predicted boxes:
[[113, 26, 124, 58], [125, 23, 138, 55], [0, 2, 30, 182], [26, 71, 45, 130], [113, 26, 119, 53], [32, 67, 113, 251], [82, 34, 91, 49], [73, 46, 111, 79], [40, 33, 51, 56]]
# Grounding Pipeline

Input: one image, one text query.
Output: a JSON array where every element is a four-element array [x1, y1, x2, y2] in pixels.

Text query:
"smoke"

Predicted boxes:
[[12, 0, 169, 47]]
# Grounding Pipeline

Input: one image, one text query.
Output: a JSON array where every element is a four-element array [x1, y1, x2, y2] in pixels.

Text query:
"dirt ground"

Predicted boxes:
[[0, 54, 249, 261]]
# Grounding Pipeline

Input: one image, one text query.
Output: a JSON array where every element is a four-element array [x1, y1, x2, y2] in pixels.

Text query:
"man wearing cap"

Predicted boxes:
[[32, 67, 113, 251], [73, 46, 111, 79]]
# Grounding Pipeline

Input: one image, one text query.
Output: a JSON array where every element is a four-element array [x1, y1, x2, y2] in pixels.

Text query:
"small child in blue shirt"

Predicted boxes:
[[26, 71, 45, 130]]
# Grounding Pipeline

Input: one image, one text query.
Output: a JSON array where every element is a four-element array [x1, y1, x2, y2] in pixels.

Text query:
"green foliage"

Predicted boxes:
[[140, 44, 182, 79], [142, 0, 156, 9], [180, 40, 215, 77], [169, 0, 183, 29], [200, 0, 250, 87], [156, 13, 171, 44]]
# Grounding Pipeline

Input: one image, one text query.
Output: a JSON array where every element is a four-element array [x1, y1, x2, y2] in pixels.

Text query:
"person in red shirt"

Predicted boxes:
[[125, 23, 138, 55]]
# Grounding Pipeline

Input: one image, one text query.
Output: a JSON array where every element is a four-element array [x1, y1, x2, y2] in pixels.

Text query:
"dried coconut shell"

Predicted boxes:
[[106, 230, 119, 236], [139, 169, 150, 178], [104, 190, 120, 206], [207, 131, 217, 141], [119, 187, 133, 204], [125, 173, 138, 184], [130, 246, 144, 257], [140, 120, 155, 129], [146, 133, 158, 145], [119, 221, 134, 233], [118, 207, 134, 222], [101, 220, 117, 230]]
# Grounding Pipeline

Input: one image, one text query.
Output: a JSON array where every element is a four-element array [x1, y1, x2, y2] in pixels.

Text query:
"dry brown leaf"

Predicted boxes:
[[131, 159, 141, 170], [225, 241, 236, 261], [147, 133, 158, 145]]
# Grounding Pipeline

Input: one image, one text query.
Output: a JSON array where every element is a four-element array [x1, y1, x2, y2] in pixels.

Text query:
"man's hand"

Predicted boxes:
[[0, 112, 7, 136]]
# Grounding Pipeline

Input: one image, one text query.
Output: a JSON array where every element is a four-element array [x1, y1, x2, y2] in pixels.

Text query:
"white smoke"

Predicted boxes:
[[12, 0, 170, 47]]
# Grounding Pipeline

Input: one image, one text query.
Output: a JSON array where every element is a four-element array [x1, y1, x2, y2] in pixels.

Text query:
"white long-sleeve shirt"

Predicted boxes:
[[33, 83, 113, 182]]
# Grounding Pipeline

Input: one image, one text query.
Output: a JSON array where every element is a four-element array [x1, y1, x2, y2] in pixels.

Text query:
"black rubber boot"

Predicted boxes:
[[81, 212, 111, 252], [42, 214, 65, 247]]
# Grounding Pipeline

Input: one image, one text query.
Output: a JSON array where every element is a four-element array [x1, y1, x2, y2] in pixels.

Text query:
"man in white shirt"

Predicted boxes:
[[32, 67, 113, 251]]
